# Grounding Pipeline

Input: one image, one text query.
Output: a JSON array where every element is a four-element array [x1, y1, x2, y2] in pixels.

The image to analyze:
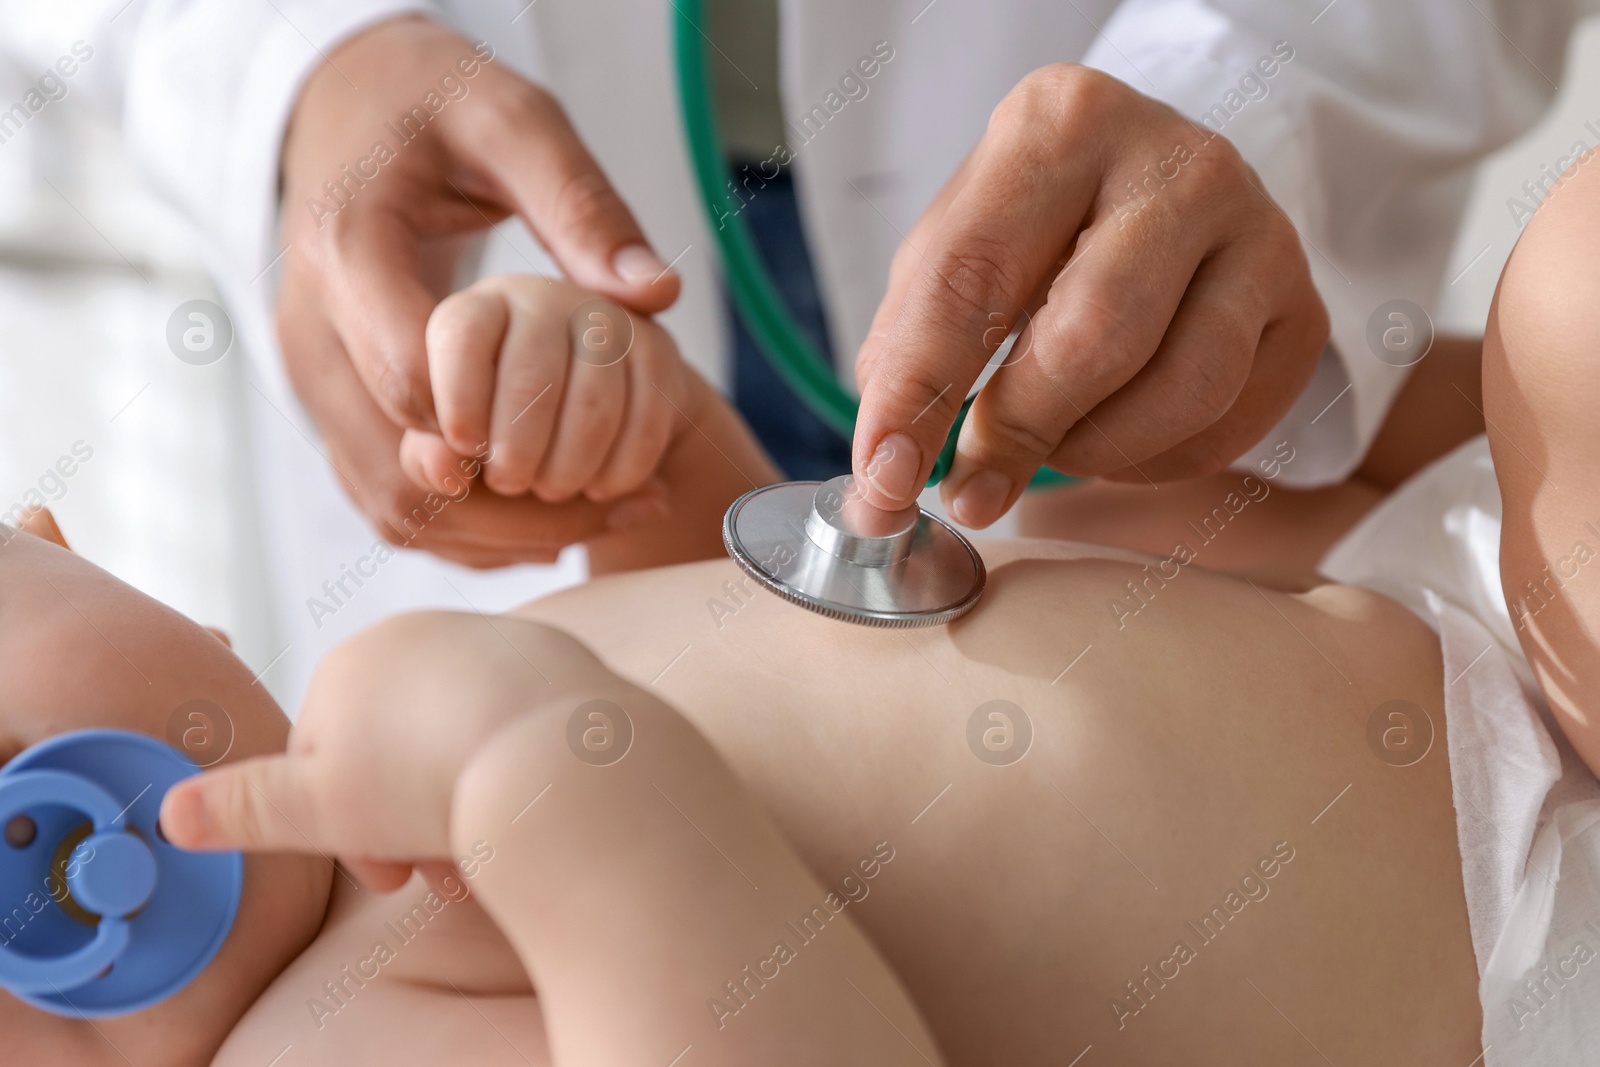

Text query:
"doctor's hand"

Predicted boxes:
[[852, 64, 1329, 527], [275, 16, 680, 566]]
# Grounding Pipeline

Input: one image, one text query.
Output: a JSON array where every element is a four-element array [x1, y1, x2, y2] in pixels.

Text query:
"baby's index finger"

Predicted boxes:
[[159, 755, 318, 855]]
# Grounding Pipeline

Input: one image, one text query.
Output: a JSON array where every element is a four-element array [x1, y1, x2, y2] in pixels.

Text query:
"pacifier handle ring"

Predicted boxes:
[[0, 918, 130, 995], [0, 769, 137, 993], [0, 769, 127, 829]]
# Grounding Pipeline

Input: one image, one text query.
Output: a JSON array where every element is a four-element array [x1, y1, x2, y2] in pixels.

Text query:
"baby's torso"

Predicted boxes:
[[505, 540, 1468, 1065]]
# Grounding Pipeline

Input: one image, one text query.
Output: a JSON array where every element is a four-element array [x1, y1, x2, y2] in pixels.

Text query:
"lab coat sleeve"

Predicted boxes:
[[1080, 0, 1582, 487], [0, 0, 432, 323]]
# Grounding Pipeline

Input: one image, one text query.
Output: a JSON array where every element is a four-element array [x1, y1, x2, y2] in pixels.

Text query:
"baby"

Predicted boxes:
[[0, 511, 936, 1066], [10, 156, 1600, 1063]]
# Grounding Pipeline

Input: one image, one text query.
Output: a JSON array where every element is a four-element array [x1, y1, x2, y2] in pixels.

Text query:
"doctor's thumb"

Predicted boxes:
[[449, 76, 682, 314]]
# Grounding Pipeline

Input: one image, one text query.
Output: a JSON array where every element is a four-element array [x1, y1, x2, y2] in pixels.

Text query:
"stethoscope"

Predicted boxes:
[[672, 0, 1073, 626]]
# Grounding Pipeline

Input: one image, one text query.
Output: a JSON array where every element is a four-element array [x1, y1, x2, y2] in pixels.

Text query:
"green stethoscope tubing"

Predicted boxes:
[[670, 0, 1071, 490]]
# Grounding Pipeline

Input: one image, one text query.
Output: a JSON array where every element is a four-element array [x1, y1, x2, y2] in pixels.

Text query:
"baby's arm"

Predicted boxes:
[[167, 609, 939, 1065], [1486, 154, 1600, 776], [451, 662, 944, 1066], [581, 357, 781, 575]]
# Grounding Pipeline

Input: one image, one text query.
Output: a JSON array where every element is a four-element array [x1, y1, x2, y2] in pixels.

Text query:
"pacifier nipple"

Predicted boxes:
[[67, 832, 158, 918]]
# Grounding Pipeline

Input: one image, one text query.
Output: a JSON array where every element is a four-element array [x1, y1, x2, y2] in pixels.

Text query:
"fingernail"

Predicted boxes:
[[863, 433, 922, 503], [612, 244, 671, 285], [950, 470, 1014, 528], [607, 494, 670, 531], [159, 785, 208, 847]]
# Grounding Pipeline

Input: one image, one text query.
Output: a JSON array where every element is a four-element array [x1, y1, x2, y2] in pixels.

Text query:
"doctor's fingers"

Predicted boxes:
[[275, 264, 427, 531], [399, 430, 489, 500], [940, 211, 1278, 514], [289, 196, 490, 434], [853, 148, 978, 392], [1095, 303, 1328, 484], [441, 66, 681, 313], [850, 71, 1122, 507], [397, 430, 669, 566], [1045, 228, 1325, 480], [395, 432, 642, 557]]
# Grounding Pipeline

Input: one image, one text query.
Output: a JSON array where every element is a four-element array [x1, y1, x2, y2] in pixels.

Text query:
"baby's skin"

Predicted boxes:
[[0, 522, 940, 1067], [213, 256, 1495, 1057]]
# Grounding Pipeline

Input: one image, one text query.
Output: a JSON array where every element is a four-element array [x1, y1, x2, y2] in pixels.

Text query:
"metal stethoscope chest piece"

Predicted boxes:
[[722, 475, 986, 627]]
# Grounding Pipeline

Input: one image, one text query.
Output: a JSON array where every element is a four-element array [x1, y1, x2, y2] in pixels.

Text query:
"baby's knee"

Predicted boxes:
[[317, 609, 608, 697], [1483, 154, 1600, 547], [448, 681, 723, 906], [1489, 154, 1600, 426]]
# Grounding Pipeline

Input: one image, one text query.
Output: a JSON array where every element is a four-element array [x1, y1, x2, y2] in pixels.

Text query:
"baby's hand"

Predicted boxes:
[[401, 275, 692, 506], [158, 611, 623, 891]]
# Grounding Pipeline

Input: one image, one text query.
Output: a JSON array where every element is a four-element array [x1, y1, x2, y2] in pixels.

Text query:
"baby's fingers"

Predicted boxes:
[[484, 287, 570, 495], [427, 287, 507, 458], [345, 858, 416, 892], [585, 325, 684, 501], [400, 428, 483, 497], [531, 347, 629, 502], [159, 754, 321, 855]]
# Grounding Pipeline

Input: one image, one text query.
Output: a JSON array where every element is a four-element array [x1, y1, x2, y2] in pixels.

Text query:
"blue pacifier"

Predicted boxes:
[[0, 729, 242, 1017]]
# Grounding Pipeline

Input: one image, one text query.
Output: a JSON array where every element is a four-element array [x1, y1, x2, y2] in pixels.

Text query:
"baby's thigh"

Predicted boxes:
[[758, 569, 1478, 1066]]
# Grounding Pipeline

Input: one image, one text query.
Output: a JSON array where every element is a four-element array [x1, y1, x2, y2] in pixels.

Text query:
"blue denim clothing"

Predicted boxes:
[[725, 164, 852, 482]]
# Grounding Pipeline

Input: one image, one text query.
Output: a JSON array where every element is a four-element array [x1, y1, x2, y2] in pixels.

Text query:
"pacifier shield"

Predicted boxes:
[[0, 729, 243, 1017]]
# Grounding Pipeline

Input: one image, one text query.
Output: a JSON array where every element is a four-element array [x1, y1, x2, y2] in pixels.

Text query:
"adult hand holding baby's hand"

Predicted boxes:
[[276, 16, 682, 567], [159, 612, 613, 890], [399, 271, 785, 571]]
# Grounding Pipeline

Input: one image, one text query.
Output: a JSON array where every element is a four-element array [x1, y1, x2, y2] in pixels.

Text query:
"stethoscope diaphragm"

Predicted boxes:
[[722, 475, 986, 627]]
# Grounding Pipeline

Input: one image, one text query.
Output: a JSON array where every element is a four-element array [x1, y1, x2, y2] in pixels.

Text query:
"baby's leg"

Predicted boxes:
[[450, 648, 944, 1067], [1485, 156, 1600, 777], [519, 547, 1484, 1065]]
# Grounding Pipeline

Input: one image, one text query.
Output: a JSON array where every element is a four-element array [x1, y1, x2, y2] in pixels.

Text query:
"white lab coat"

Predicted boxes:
[[0, 0, 1590, 704]]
